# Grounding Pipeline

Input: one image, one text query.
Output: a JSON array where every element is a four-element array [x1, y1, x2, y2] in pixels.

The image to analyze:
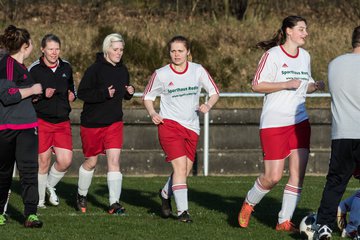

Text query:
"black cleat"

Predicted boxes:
[[159, 189, 172, 218], [178, 211, 192, 223], [108, 202, 125, 215], [24, 214, 43, 228], [76, 193, 87, 213]]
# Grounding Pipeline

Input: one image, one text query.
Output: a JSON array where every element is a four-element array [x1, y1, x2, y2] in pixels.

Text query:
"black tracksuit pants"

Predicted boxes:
[[316, 139, 360, 229], [0, 128, 39, 217]]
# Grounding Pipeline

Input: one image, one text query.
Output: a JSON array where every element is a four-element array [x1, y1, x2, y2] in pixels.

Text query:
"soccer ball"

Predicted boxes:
[[299, 213, 317, 240]]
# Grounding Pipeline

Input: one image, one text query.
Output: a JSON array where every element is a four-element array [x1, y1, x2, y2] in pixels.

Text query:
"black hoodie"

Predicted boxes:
[[29, 57, 76, 123], [78, 53, 134, 127]]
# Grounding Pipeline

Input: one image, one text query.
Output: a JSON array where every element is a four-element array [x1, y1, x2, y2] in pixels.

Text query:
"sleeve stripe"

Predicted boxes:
[[204, 68, 219, 94], [6, 57, 14, 81], [252, 52, 269, 86], [142, 72, 157, 100]]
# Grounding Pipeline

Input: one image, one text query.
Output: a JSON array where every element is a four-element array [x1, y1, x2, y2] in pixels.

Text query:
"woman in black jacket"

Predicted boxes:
[[76, 33, 135, 214], [29, 34, 76, 209], [0, 25, 43, 228]]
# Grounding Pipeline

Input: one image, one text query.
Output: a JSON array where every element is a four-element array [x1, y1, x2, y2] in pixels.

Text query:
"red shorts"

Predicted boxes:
[[158, 119, 199, 162], [38, 118, 73, 154], [80, 121, 123, 158], [260, 119, 310, 160]]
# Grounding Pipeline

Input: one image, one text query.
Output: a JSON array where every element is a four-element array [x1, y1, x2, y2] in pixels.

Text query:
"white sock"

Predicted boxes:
[[172, 184, 188, 216], [47, 163, 66, 188], [278, 184, 302, 224], [107, 171, 123, 205], [38, 173, 48, 204], [246, 178, 270, 206], [78, 165, 94, 196], [161, 174, 173, 199]]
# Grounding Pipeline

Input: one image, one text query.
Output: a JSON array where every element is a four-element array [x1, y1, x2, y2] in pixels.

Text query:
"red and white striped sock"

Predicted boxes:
[[246, 177, 270, 206], [172, 183, 188, 216], [278, 184, 302, 224]]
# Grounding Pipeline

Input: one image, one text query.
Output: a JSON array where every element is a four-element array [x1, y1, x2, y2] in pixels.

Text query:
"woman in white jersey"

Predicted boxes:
[[238, 16, 325, 232], [143, 35, 219, 223]]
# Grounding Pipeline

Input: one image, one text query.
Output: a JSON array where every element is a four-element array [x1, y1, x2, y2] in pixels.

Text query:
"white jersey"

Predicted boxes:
[[143, 62, 219, 134], [252, 46, 314, 129]]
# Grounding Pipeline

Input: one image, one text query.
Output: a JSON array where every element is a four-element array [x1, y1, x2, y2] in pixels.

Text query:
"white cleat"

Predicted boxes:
[[46, 186, 59, 206]]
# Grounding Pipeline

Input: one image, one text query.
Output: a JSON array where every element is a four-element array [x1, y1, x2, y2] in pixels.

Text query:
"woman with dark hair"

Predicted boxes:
[[0, 25, 43, 227], [29, 34, 76, 208], [238, 16, 325, 231], [143, 35, 219, 223]]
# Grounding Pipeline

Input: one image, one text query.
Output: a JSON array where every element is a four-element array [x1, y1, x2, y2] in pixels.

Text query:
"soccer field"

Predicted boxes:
[[2, 176, 358, 240]]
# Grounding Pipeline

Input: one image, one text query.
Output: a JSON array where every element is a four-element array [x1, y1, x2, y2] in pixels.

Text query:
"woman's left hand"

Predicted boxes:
[[125, 85, 135, 95], [199, 103, 212, 113]]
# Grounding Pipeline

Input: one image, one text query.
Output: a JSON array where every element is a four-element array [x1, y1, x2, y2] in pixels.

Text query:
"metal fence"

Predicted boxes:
[[134, 92, 331, 176]]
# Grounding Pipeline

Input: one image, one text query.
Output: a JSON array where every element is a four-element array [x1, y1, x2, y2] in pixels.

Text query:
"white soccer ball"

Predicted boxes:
[[299, 213, 317, 240]]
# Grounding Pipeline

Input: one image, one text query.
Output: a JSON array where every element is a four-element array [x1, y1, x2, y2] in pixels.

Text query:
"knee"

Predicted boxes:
[[56, 157, 72, 171], [262, 174, 282, 188], [83, 159, 97, 171], [38, 158, 51, 173]]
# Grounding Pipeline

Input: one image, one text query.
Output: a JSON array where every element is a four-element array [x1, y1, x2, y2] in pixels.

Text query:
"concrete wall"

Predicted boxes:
[[65, 108, 332, 176]]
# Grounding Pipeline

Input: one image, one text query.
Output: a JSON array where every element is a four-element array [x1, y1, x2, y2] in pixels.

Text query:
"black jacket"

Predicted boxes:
[[78, 53, 134, 127], [29, 57, 76, 123], [0, 55, 38, 130]]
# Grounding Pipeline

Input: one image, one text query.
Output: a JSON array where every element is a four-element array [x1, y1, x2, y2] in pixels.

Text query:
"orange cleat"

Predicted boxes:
[[276, 220, 299, 232], [238, 201, 254, 228]]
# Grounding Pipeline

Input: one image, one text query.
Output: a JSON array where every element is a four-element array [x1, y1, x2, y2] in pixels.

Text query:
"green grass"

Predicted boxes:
[[2, 176, 358, 240]]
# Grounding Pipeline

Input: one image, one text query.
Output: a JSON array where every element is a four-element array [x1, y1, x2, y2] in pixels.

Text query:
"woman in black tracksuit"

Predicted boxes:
[[75, 33, 135, 214], [0, 25, 43, 228], [29, 34, 76, 208]]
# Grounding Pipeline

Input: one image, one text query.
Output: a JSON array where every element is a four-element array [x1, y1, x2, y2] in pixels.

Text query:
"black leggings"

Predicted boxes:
[[0, 128, 39, 216]]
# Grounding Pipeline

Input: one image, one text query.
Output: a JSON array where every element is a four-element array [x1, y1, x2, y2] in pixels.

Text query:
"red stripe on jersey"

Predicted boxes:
[[252, 52, 269, 86], [142, 72, 157, 100], [280, 45, 299, 58], [172, 184, 187, 191], [6, 57, 14, 81], [204, 68, 219, 94], [170, 62, 188, 74]]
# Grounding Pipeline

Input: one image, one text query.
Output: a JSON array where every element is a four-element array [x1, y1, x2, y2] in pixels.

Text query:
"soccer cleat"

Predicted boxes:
[[76, 193, 87, 213], [178, 211, 192, 223], [37, 200, 47, 209], [24, 214, 43, 228], [313, 224, 332, 240], [337, 205, 347, 231], [275, 220, 299, 232], [0, 214, 7, 226], [108, 202, 125, 215], [159, 189, 172, 218], [238, 201, 254, 228], [46, 186, 59, 206]]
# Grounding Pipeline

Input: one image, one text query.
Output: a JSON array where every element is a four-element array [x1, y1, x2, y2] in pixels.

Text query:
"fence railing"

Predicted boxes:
[[134, 92, 331, 176]]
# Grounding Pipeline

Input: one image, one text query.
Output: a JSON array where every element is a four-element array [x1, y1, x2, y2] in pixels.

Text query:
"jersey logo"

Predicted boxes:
[[282, 63, 288, 68], [23, 74, 28, 79], [168, 81, 174, 86], [62, 73, 67, 78]]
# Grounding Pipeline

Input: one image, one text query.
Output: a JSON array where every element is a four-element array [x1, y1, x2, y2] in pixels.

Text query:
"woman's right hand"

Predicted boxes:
[[286, 79, 301, 90], [31, 83, 43, 95], [150, 112, 164, 125]]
